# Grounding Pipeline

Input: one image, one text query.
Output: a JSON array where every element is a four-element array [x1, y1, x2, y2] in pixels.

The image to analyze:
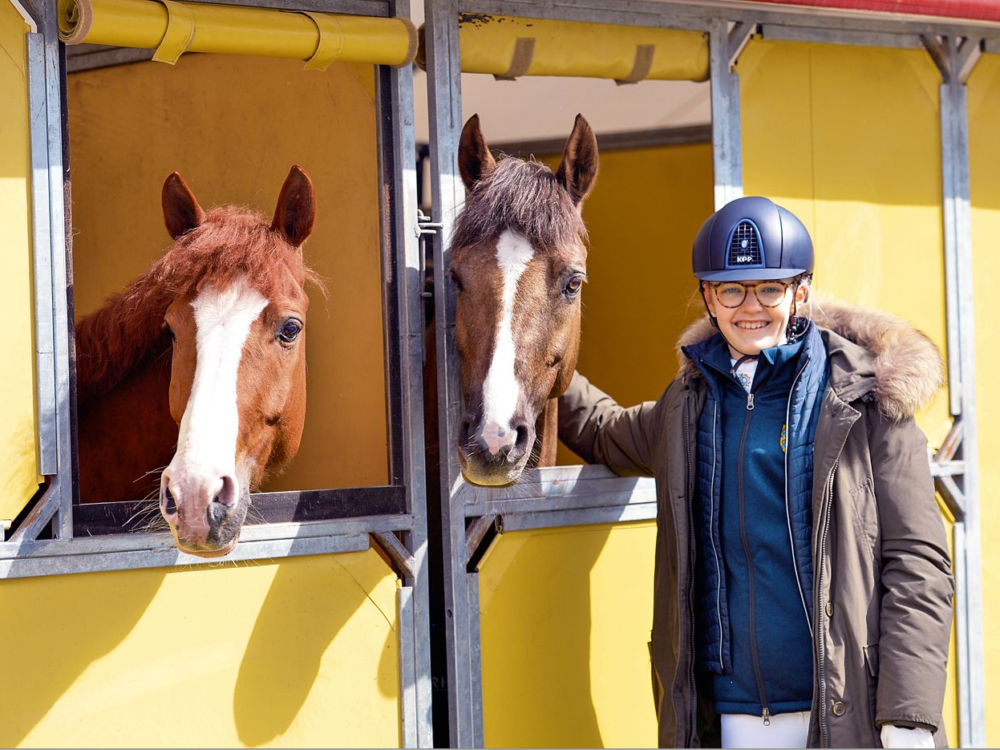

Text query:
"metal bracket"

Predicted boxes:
[[728, 21, 757, 71], [371, 530, 416, 580], [464, 513, 502, 572], [922, 35, 984, 84]]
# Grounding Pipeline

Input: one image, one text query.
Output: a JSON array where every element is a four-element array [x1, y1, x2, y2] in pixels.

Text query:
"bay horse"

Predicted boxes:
[[75, 166, 320, 556], [448, 114, 598, 486]]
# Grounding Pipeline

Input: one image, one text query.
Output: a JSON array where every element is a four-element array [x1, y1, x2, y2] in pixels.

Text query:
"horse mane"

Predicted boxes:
[[75, 205, 324, 404], [450, 156, 587, 251]]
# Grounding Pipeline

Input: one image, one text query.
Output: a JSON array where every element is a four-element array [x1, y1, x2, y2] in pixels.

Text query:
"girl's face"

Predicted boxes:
[[702, 279, 808, 357]]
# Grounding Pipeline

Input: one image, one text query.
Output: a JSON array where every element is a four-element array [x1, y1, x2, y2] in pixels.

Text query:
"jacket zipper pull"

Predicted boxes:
[[747, 393, 755, 411], [762, 708, 771, 726]]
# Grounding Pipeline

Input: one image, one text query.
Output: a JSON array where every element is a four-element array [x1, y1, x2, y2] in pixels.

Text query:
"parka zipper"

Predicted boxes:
[[683, 391, 699, 746], [817, 460, 838, 747], [736, 382, 773, 724]]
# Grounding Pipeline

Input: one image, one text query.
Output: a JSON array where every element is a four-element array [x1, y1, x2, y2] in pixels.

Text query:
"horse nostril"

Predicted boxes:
[[459, 417, 473, 450], [163, 487, 177, 516], [213, 475, 237, 508], [514, 425, 530, 452]]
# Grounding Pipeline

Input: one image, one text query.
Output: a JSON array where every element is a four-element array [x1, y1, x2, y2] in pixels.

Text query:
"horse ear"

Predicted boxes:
[[272, 165, 316, 247], [556, 114, 599, 205], [458, 114, 497, 192], [162, 172, 206, 239]]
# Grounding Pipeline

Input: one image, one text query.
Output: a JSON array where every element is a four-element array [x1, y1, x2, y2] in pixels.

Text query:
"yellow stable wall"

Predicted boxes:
[[0, 550, 400, 747], [967, 52, 1000, 746], [0, 2, 41, 523], [739, 39, 959, 740], [68, 53, 388, 494], [479, 143, 712, 746]]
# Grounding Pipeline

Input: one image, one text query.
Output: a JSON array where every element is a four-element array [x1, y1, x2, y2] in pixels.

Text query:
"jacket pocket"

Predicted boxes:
[[864, 642, 880, 678], [850, 476, 879, 558], [864, 643, 880, 744]]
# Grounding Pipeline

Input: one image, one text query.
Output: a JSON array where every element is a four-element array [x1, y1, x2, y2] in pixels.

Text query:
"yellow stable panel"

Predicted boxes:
[[739, 38, 958, 740], [68, 53, 388, 493], [967, 52, 1000, 747], [455, 15, 709, 83], [0, 550, 399, 747], [480, 523, 658, 748], [0, 1, 41, 524]]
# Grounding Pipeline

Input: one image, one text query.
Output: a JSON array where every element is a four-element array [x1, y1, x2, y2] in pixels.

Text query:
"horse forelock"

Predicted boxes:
[[75, 205, 322, 403], [450, 157, 587, 253]]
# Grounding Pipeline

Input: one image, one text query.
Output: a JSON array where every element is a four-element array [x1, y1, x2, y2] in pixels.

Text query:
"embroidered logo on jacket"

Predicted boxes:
[[780, 424, 787, 454]]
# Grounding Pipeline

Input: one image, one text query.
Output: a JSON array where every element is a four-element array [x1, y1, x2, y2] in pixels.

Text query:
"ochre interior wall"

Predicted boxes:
[[0, 550, 400, 747], [967, 51, 1000, 747], [67, 53, 388, 493], [0, 2, 40, 523], [738, 38, 958, 741]]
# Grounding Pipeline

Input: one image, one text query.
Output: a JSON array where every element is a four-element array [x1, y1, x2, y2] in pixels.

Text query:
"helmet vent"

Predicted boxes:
[[727, 220, 763, 268]]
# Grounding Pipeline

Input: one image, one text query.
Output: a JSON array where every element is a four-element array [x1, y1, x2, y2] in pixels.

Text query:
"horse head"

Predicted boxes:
[[157, 166, 317, 556], [449, 114, 598, 486]]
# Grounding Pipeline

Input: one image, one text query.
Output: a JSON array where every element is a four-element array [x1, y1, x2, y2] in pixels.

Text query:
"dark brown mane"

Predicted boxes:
[[450, 157, 587, 251], [75, 205, 323, 404]]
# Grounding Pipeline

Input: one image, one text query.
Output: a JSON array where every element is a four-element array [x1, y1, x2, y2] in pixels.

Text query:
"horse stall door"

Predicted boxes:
[[419, 15, 713, 745], [0, 51, 405, 748], [477, 139, 713, 749]]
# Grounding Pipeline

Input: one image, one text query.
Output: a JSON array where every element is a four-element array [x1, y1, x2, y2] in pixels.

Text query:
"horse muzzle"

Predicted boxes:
[[457, 413, 534, 486], [160, 469, 246, 556]]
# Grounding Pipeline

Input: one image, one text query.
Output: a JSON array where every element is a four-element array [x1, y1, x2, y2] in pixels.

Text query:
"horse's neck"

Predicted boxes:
[[533, 398, 559, 468], [77, 349, 178, 504], [75, 280, 169, 404]]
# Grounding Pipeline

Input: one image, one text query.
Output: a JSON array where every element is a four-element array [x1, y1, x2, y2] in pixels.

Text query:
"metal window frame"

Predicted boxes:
[[423, 1, 987, 746], [5, 0, 433, 744]]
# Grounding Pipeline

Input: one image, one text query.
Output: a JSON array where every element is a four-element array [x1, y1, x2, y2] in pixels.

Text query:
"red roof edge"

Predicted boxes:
[[745, 0, 1000, 23]]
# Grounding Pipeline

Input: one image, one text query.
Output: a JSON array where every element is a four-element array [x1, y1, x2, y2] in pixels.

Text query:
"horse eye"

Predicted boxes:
[[278, 319, 303, 343], [449, 271, 464, 293], [564, 275, 585, 296], [163, 321, 176, 341]]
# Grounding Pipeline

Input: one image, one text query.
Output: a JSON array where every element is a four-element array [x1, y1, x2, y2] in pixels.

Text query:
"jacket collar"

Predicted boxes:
[[676, 295, 943, 422]]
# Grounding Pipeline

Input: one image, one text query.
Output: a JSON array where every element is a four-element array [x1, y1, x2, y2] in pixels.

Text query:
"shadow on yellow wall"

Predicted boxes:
[[0, 551, 400, 748]]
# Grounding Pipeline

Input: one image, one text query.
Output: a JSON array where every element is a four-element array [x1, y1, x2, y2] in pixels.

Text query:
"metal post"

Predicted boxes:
[[709, 17, 746, 209], [933, 34, 986, 749], [424, 0, 485, 745]]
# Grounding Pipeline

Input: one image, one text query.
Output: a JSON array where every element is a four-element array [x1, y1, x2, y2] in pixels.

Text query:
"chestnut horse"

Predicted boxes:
[[448, 114, 598, 486], [75, 166, 319, 556]]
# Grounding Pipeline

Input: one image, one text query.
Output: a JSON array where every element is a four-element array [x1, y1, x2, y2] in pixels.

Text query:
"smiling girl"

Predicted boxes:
[[558, 196, 953, 748]]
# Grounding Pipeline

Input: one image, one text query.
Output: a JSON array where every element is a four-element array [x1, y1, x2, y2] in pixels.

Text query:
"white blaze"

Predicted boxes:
[[168, 276, 268, 498], [480, 230, 534, 454]]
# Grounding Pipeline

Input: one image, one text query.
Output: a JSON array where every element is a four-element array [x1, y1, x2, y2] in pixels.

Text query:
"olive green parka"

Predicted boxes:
[[557, 299, 954, 748]]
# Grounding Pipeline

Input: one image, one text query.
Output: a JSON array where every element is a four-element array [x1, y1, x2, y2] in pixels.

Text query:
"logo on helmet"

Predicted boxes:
[[726, 219, 764, 269]]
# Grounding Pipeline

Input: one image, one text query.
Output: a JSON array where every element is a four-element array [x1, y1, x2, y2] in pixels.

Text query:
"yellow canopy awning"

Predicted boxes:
[[58, 0, 417, 68], [434, 14, 709, 83]]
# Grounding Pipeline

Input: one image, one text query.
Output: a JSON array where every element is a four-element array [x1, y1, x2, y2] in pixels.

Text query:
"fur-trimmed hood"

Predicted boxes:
[[675, 296, 944, 422]]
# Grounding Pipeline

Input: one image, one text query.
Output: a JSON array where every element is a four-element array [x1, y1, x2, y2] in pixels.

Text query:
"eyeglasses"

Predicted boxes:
[[710, 280, 793, 309]]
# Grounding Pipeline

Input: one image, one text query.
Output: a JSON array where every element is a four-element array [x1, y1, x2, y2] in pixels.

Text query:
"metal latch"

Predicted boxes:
[[416, 209, 443, 299]]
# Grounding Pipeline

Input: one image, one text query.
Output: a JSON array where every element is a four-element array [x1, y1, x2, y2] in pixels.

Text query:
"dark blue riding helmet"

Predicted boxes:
[[692, 196, 814, 282]]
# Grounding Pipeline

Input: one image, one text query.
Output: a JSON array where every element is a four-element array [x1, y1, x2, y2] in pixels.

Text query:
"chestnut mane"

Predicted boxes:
[[75, 206, 322, 404], [450, 157, 588, 252]]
